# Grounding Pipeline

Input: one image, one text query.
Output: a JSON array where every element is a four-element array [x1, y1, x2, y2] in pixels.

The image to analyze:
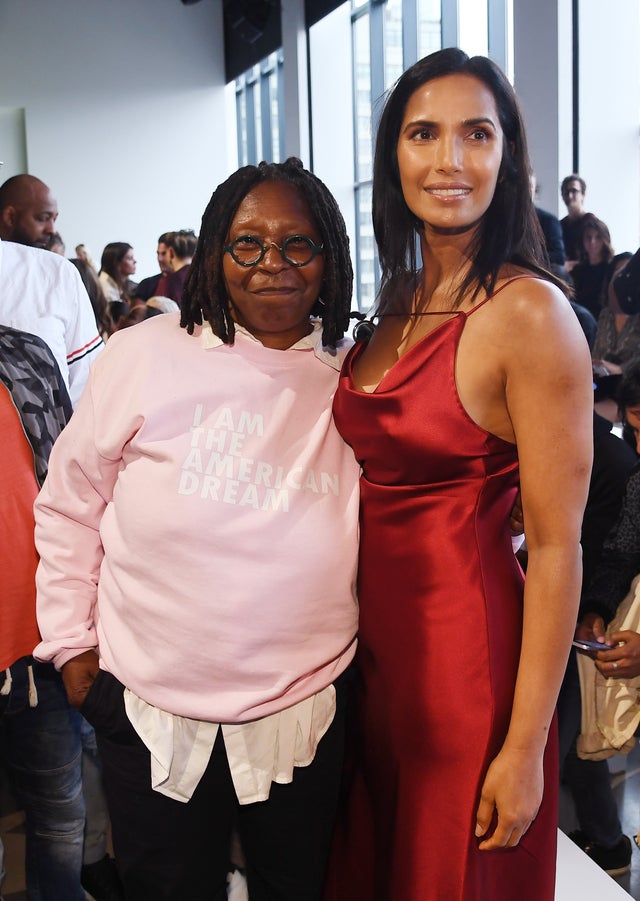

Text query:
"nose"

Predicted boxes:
[[435, 133, 462, 172], [43, 219, 56, 235], [260, 243, 287, 269]]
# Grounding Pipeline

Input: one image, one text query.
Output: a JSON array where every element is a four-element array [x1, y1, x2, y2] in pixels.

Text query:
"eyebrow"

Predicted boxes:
[[403, 117, 498, 132], [463, 117, 497, 130]]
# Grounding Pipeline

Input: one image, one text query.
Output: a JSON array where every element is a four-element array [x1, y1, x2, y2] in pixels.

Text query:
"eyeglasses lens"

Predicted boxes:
[[231, 237, 264, 265], [281, 236, 315, 265], [228, 236, 318, 267]]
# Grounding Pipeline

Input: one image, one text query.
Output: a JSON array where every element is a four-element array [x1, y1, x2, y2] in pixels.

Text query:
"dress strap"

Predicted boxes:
[[466, 275, 536, 316]]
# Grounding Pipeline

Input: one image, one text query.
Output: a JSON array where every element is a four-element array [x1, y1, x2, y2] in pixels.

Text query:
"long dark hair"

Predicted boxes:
[[372, 47, 562, 311], [99, 242, 133, 296], [181, 157, 353, 349], [578, 213, 614, 264]]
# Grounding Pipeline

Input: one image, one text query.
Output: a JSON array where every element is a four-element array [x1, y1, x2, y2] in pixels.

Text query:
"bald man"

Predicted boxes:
[[0, 174, 59, 249], [0, 174, 103, 406]]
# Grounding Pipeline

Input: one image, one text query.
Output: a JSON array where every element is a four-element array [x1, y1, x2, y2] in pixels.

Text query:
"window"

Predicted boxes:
[[418, 0, 442, 57], [350, 0, 442, 311], [234, 51, 284, 167], [352, 6, 375, 310], [458, 0, 488, 57]]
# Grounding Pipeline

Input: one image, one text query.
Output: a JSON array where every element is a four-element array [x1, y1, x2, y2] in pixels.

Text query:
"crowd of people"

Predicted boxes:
[[541, 171, 640, 373], [0, 44, 639, 901], [512, 108, 640, 888], [47, 230, 196, 339]]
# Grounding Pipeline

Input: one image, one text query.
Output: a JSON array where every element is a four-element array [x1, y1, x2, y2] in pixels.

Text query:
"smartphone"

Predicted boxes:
[[572, 638, 609, 653]]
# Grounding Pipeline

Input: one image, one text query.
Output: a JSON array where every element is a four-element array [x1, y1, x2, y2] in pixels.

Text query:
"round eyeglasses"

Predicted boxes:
[[223, 234, 324, 268]]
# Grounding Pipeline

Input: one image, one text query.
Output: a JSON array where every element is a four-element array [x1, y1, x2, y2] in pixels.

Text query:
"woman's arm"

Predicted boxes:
[[475, 282, 593, 849]]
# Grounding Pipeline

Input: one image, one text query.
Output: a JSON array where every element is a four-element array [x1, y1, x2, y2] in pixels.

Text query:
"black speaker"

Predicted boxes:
[[226, 0, 277, 43], [224, 0, 281, 82]]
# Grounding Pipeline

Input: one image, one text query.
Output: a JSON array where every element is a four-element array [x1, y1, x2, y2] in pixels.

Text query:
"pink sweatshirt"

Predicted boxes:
[[35, 314, 360, 722]]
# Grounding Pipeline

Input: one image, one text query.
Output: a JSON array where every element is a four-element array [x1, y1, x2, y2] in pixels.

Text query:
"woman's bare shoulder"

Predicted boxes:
[[491, 270, 575, 327], [473, 271, 589, 376]]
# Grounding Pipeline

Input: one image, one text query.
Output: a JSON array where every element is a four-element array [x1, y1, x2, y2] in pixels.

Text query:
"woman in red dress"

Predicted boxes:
[[329, 48, 593, 900]]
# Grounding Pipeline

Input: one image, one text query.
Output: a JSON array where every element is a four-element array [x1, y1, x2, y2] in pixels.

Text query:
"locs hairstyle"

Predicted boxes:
[[372, 46, 559, 311], [181, 157, 353, 349]]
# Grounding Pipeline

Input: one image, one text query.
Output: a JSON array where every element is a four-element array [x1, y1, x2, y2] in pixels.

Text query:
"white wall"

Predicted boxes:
[[578, 0, 640, 254], [309, 2, 356, 282], [0, 0, 229, 277]]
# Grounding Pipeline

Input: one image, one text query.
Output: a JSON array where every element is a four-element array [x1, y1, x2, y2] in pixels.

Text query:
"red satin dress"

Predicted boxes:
[[329, 291, 558, 900]]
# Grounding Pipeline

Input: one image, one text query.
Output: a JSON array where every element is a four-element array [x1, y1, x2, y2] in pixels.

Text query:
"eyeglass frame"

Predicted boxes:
[[223, 234, 324, 268]]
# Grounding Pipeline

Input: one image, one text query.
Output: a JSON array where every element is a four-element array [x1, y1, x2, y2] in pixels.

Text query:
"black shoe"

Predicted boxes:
[[576, 834, 633, 877], [81, 854, 125, 901]]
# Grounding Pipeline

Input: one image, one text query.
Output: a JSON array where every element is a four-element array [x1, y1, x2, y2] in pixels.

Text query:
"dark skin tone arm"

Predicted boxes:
[[576, 613, 640, 679], [61, 649, 100, 711]]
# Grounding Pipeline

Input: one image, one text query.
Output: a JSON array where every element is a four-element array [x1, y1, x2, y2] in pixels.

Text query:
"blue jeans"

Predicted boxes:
[[0, 657, 86, 901], [557, 649, 623, 847]]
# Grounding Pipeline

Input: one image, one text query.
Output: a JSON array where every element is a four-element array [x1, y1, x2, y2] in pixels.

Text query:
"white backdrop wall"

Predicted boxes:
[[309, 2, 356, 284], [0, 0, 228, 277], [577, 0, 640, 255]]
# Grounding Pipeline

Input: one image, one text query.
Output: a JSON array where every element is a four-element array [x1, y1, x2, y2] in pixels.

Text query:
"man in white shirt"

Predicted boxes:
[[0, 238, 103, 406], [0, 173, 103, 406]]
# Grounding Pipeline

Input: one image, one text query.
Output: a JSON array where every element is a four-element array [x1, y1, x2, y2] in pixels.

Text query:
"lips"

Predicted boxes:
[[425, 185, 471, 197], [251, 283, 299, 295]]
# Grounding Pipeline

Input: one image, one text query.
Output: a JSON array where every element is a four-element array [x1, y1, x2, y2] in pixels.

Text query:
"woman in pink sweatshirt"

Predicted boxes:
[[35, 158, 360, 901]]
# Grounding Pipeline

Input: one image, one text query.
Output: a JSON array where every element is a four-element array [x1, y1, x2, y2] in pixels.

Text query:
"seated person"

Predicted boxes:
[[592, 253, 636, 372], [612, 245, 640, 315], [571, 215, 616, 319], [560, 174, 589, 270], [571, 302, 597, 351], [579, 360, 640, 635], [531, 173, 569, 279], [558, 362, 640, 876]]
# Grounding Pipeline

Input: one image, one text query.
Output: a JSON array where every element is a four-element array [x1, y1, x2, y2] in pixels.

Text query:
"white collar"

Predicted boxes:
[[200, 318, 344, 371]]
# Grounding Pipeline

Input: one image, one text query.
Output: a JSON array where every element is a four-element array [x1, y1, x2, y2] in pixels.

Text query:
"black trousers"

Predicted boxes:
[[81, 669, 351, 901]]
